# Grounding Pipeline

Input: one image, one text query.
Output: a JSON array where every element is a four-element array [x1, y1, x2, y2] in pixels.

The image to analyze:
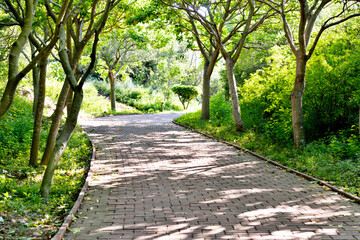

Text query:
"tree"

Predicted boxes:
[[160, 0, 220, 120], [163, 0, 273, 131], [0, 0, 66, 120], [264, 0, 360, 148], [40, 0, 123, 166], [172, 85, 199, 109], [99, 31, 140, 111], [40, 0, 116, 199]]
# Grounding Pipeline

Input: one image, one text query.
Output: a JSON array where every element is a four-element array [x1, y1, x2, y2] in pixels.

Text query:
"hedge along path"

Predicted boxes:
[[63, 113, 360, 240]]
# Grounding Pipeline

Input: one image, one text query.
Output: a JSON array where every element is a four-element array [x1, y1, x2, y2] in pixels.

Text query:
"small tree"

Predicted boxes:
[[172, 85, 198, 109]]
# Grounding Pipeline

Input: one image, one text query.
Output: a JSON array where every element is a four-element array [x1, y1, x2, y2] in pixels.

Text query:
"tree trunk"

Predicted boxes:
[[66, 89, 73, 117], [0, 0, 35, 120], [201, 60, 211, 120], [108, 69, 116, 111], [201, 49, 219, 120], [291, 56, 307, 148], [40, 89, 83, 198], [29, 56, 48, 166], [225, 56, 245, 131], [40, 81, 70, 165], [30, 44, 40, 116]]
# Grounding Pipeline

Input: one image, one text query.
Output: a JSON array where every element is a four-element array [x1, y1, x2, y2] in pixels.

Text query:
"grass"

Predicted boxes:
[[0, 95, 92, 239], [81, 82, 141, 117], [175, 110, 360, 198]]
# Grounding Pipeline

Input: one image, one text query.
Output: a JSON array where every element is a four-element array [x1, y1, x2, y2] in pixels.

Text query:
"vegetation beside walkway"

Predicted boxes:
[[175, 94, 360, 198], [0, 94, 92, 239]]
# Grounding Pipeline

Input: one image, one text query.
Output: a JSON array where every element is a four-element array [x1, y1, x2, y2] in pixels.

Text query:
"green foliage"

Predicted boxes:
[[0, 93, 92, 239], [0, 96, 33, 160], [80, 82, 113, 116], [304, 33, 360, 139], [171, 85, 199, 109], [240, 30, 360, 143], [240, 45, 294, 143], [128, 60, 157, 85], [93, 79, 182, 113]]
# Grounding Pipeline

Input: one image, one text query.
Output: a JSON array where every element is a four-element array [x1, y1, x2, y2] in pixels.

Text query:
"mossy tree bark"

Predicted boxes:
[[0, 0, 37, 119], [40, 89, 83, 198], [201, 60, 211, 120], [30, 43, 40, 116], [291, 56, 307, 148], [29, 56, 48, 166], [40, 82, 71, 166], [201, 48, 219, 120]]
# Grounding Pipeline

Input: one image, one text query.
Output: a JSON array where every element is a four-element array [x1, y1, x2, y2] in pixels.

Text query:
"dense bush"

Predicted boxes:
[[240, 31, 360, 143]]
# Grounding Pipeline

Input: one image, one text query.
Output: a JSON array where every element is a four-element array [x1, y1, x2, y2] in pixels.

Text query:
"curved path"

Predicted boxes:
[[64, 114, 360, 240]]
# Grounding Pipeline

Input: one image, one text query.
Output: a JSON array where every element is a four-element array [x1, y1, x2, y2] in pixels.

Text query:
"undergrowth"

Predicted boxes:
[[0, 95, 92, 239]]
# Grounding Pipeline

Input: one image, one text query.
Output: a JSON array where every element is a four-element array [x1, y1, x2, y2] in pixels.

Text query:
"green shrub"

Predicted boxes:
[[171, 85, 199, 109], [240, 45, 294, 143], [0, 96, 33, 160], [240, 31, 360, 143]]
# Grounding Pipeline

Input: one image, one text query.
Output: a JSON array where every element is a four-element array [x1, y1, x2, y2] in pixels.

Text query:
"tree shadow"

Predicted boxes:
[[65, 114, 360, 240]]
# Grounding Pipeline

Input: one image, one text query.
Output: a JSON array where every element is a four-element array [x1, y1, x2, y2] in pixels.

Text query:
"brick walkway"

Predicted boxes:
[[64, 114, 360, 240]]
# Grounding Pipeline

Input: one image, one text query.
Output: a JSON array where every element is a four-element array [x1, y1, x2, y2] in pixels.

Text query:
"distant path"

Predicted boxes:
[[64, 113, 360, 240]]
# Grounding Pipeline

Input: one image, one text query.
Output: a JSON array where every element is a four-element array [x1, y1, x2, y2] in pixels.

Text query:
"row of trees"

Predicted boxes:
[[0, 0, 122, 198], [0, 0, 359, 198], [160, 0, 360, 148]]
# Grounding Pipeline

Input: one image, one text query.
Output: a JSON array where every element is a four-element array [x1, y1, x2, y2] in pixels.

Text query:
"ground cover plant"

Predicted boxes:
[[0, 93, 92, 239]]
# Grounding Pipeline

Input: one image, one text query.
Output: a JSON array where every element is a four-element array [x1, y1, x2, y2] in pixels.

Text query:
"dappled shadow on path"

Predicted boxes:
[[65, 114, 360, 240]]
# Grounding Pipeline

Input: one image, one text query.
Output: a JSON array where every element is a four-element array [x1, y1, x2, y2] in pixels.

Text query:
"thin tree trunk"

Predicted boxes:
[[109, 69, 116, 111], [0, 0, 36, 120], [291, 57, 307, 148], [30, 44, 40, 116], [40, 89, 83, 198], [29, 56, 48, 166], [201, 60, 211, 120], [225, 56, 244, 131], [40, 81, 70, 165]]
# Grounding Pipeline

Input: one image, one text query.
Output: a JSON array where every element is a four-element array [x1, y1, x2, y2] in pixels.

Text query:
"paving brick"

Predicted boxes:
[[63, 114, 360, 239]]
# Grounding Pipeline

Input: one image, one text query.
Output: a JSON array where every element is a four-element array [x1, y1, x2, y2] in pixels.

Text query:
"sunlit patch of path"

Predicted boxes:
[[64, 113, 360, 240]]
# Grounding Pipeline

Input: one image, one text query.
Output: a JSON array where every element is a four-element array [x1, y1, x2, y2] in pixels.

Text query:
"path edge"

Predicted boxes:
[[172, 120, 360, 204], [51, 134, 96, 240]]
